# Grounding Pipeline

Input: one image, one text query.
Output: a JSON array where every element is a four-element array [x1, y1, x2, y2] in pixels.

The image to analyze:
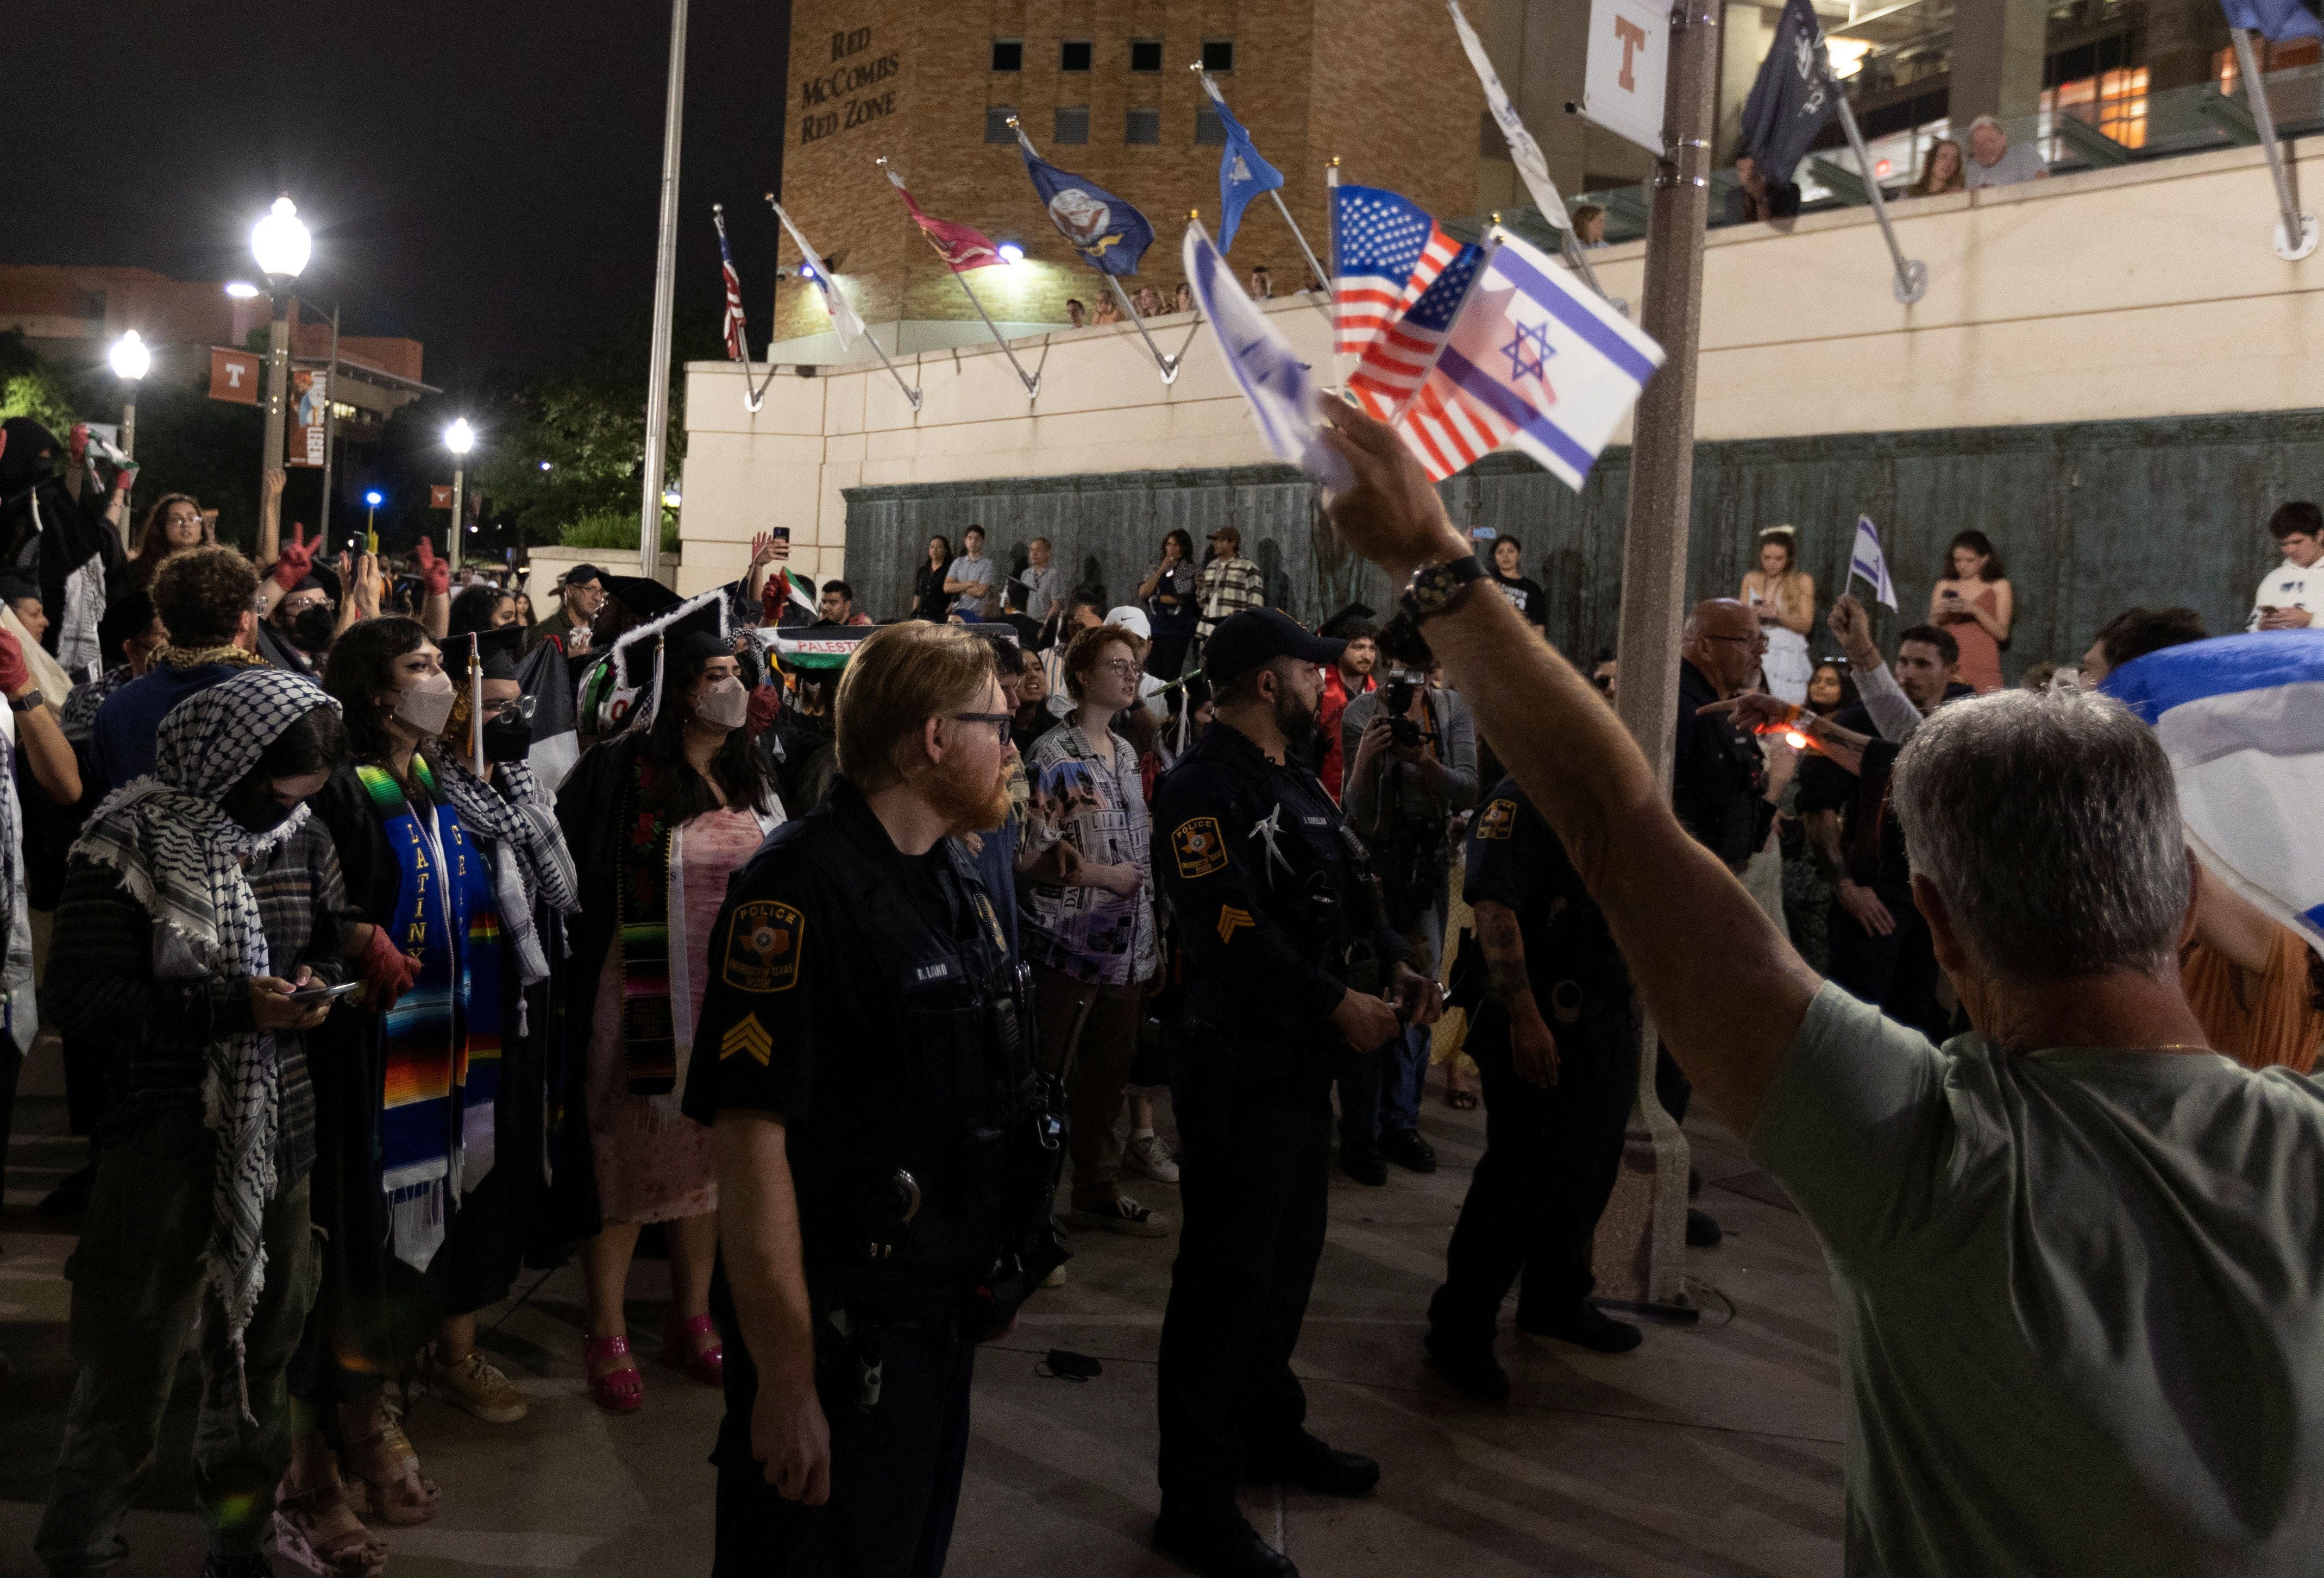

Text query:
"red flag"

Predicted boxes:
[[884, 167, 1004, 273]]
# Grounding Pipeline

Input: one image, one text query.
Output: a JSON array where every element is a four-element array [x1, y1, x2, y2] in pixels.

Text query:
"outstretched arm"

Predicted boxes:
[[1317, 398, 1820, 1135]]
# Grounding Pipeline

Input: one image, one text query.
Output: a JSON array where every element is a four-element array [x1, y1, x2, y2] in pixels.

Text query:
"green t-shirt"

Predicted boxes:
[[1751, 984, 2324, 1576]]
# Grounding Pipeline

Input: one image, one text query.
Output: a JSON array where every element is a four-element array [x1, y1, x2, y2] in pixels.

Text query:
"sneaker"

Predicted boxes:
[[1067, 1196, 1171, 1237], [420, 1347, 527, 1424], [1124, 1132, 1180, 1184]]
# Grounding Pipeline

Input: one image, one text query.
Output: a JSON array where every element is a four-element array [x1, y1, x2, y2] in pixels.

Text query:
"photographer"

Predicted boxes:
[[1338, 663, 1478, 1180]]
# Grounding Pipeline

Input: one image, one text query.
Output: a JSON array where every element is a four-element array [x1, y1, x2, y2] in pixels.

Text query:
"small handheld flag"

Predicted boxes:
[[1331, 184, 1461, 359], [1182, 221, 1347, 490], [1196, 72, 1284, 254], [1015, 127, 1154, 276], [1347, 243, 1487, 422], [1849, 515, 1898, 610]]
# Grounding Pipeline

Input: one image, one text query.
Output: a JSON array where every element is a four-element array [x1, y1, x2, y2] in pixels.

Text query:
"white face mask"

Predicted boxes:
[[695, 675, 749, 731], [394, 668, 456, 736]]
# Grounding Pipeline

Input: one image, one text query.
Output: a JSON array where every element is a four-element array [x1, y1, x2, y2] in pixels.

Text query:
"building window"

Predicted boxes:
[[985, 105, 1016, 143], [1061, 39, 1092, 72], [1130, 39, 1163, 72], [1201, 39, 1234, 72], [2037, 64, 2149, 159], [1056, 105, 1090, 145], [1127, 106, 1161, 144], [991, 39, 1022, 72], [1195, 106, 1227, 145]]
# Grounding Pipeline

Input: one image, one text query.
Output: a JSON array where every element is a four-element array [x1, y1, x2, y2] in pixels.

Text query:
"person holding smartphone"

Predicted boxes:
[[1138, 530, 1199, 680], [37, 669, 389, 1578]]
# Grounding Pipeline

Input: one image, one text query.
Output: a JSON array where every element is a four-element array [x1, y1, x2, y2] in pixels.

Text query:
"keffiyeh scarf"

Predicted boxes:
[[70, 667, 339, 1416], [437, 755, 580, 989]]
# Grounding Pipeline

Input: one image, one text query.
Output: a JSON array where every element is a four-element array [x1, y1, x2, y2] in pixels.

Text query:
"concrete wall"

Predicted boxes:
[[678, 135, 2324, 595]]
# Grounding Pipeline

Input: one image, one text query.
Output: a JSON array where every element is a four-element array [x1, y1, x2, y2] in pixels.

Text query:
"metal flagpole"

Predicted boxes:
[[765, 194, 923, 411], [2231, 28, 2319, 260], [318, 301, 340, 550], [877, 158, 1040, 398], [637, 0, 688, 582], [1009, 117, 1178, 382], [1820, 43, 1928, 303], [714, 203, 782, 412], [1192, 66, 1332, 323]]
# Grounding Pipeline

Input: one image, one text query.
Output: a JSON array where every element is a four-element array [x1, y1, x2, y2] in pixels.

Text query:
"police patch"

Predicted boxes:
[[724, 901, 803, 991], [1477, 799, 1518, 840], [1172, 816, 1227, 878], [720, 1014, 773, 1065]]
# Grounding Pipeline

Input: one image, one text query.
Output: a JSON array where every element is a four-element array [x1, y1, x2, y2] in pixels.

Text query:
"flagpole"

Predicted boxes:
[[636, 0, 687, 582], [1009, 117, 1179, 383], [1192, 65, 1333, 323], [1812, 29, 1928, 304], [877, 157, 1040, 399], [765, 195, 924, 412], [714, 203, 777, 413], [2230, 27, 2319, 260]]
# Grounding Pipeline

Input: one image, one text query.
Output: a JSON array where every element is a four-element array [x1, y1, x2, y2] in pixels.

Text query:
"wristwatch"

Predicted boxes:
[[1398, 554, 1487, 626], [9, 689, 44, 713]]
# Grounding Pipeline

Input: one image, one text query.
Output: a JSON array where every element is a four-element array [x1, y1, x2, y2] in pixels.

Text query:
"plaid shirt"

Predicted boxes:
[[1194, 555, 1264, 639], [43, 820, 357, 1180], [1020, 721, 1159, 985]]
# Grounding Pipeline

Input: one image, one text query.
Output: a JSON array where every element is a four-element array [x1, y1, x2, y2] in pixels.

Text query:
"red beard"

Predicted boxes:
[[914, 749, 1012, 836]]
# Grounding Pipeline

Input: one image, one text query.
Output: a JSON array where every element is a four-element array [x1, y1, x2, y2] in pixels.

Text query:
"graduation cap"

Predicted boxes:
[[1317, 601, 1377, 639], [606, 586, 732, 732], [601, 574, 683, 623]]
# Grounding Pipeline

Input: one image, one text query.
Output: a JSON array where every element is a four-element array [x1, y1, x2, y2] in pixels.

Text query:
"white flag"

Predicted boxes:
[[1850, 515, 1898, 610], [770, 201, 864, 349], [1182, 222, 1348, 490], [1449, 0, 1570, 230]]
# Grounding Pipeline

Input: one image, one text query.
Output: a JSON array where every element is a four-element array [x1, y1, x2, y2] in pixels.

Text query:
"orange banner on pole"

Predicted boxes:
[[430, 485, 454, 510], [208, 347, 260, 405]]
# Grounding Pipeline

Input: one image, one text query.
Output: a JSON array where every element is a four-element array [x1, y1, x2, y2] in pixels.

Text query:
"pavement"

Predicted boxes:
[[1, 1074, 1843, 1578]]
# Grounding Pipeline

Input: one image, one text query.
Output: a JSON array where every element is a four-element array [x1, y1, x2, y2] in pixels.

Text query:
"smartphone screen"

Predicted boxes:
[[288, 980, 365, 1003]]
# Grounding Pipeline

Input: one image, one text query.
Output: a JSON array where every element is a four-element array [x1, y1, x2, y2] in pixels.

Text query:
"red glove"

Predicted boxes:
[[745, 681, 781, 738], [355, 924, 424, 1011], [760, 571, 789, 626], [414, 537, 450, 598], [273, 523, 315, 590], [0, 630, 27, 698], [68, 424, 89, 468]]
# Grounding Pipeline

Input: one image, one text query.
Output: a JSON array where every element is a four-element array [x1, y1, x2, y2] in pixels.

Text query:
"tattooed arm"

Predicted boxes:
[[1474, 899, 1559, 1088]]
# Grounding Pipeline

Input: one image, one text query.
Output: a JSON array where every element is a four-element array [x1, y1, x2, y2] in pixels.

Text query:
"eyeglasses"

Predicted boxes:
[[945, 712, 1013, 744], [1095, 658, 1141, 679], [489, 695, 538, 722]]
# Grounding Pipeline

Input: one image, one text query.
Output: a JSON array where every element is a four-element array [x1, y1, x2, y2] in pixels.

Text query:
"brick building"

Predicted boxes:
[[767, 0, 1492, 354]]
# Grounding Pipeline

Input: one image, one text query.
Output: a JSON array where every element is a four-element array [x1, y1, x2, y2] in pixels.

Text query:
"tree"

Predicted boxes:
[[0, 330, 84, 438]]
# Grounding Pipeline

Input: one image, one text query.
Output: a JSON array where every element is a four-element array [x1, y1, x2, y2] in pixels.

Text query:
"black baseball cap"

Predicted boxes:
[[1202, 608, 1345, 687]]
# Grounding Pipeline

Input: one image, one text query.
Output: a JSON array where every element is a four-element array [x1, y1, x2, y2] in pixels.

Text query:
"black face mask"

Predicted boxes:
[[284, 606, 336, 652], [218, 775, 297, 835], [481, 715, 533, 763]]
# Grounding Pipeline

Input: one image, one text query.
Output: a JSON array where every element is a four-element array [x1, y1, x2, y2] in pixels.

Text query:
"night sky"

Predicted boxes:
[[1, 1, 794, 392]]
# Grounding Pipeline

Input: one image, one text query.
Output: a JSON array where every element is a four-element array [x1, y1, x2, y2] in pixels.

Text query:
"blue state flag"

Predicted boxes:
[[2101, 630, 2324, 951], [1200, 77, 1284, 253], [1021, 146, 1154, 275], [1182, 222, 1344, 489], [2220, 0, 2322, 43]]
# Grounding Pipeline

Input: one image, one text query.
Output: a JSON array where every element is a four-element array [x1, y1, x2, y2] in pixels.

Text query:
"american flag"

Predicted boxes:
[[1395, 364, 1521, 481], [714, 206, 748, 362], [1348, 243, 1485, 420], [1331, 184, 1460, 358]]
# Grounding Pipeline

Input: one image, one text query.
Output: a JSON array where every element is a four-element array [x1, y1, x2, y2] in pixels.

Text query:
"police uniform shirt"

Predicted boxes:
[[1464, 779, 1628, 1035], [684, 777, 1016, 1288], [1152, 721, 1406, 1046]]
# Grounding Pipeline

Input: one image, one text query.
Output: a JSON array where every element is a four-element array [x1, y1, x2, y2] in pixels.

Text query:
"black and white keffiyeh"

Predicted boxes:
[[438, 755, 580, 988], [70, 667, 340, 1413]]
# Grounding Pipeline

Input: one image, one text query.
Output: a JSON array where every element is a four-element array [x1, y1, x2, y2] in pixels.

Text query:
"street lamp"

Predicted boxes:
[[250, 196, 311, 562], [444, 418, 475, 573], [106, 331, 150, 542]]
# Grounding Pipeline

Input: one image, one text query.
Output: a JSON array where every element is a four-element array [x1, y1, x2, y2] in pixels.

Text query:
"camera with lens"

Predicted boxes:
[[1383, 678, 1422, 747]]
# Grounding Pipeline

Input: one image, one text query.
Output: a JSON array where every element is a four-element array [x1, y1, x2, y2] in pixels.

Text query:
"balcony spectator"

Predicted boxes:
[[1173, 281, 1195, 313], [1964, 114, 2046, 188], [1908, 136, 1965, 196], [1486, 535, 1548, 634], [943, 525, 998, 620], [2250, 500, 2322, 630], [1248, 265, 1273, 298], [910, 535, 953, 623], [1095, 294, 1125, 326], [1065, 298, 1087, 328], [1741, 525, 1816, 703], [1572, 204, 1609, 248], [1728, 154, 1801, 224], [1930, 529, 2013, 693]]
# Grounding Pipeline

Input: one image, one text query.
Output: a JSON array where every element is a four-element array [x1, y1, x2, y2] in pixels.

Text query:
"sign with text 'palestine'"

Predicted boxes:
[[1581, 0, 1669, 156]]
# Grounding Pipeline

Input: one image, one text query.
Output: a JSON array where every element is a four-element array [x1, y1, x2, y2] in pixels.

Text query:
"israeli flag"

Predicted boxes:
[[2102, 631, 2324, 953], [1182, 222, 1346, 490], [1199, 76, 1284, 254], [1850, 515, 1898, 610]]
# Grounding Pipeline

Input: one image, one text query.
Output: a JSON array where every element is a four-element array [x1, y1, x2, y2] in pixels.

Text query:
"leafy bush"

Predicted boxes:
[[559, 508, 679, 556]]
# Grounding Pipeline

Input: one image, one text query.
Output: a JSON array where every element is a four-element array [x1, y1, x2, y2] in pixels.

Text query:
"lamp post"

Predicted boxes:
[[106, 330, 150, 546], [444, 418, 475, 574], [250, 196, 311, 562]]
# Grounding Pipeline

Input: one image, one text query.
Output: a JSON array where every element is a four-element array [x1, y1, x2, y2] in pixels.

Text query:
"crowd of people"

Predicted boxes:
[[5, 387, 2324, 1578]]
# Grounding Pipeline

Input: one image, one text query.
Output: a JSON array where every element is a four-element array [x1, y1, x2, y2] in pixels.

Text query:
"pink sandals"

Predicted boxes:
[[584, 1334, 644, 1414], [659, 1312, 724, 1387]]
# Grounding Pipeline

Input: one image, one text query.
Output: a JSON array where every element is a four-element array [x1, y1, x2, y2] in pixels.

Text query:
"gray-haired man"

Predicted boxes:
[[1315, 393, 2324, 1577]]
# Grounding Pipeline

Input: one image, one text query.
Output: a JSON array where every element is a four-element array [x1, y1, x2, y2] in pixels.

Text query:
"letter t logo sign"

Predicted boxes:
[[1614, 16, 1647, 91]]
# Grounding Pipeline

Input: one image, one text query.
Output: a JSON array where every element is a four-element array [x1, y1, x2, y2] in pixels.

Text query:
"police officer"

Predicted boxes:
[[1151, 609, 1441, 1578], [1423, 778, 1644, 1404], [686, 621, 1065, 1578]]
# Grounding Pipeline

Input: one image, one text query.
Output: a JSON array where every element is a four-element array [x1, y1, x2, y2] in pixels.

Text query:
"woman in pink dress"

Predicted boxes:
[[1929, 530, 2013, 693], [554, 630, 784, 1412]]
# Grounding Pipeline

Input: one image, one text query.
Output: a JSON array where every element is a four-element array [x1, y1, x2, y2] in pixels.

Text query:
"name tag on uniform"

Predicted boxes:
[[1302, 815, 1327, 827], [910, 958, 961, 987]]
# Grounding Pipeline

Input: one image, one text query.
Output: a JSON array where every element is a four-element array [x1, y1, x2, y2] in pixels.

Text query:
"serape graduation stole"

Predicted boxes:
[[359, 757, 505, 1269], [618, 757, 678, 1094]]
